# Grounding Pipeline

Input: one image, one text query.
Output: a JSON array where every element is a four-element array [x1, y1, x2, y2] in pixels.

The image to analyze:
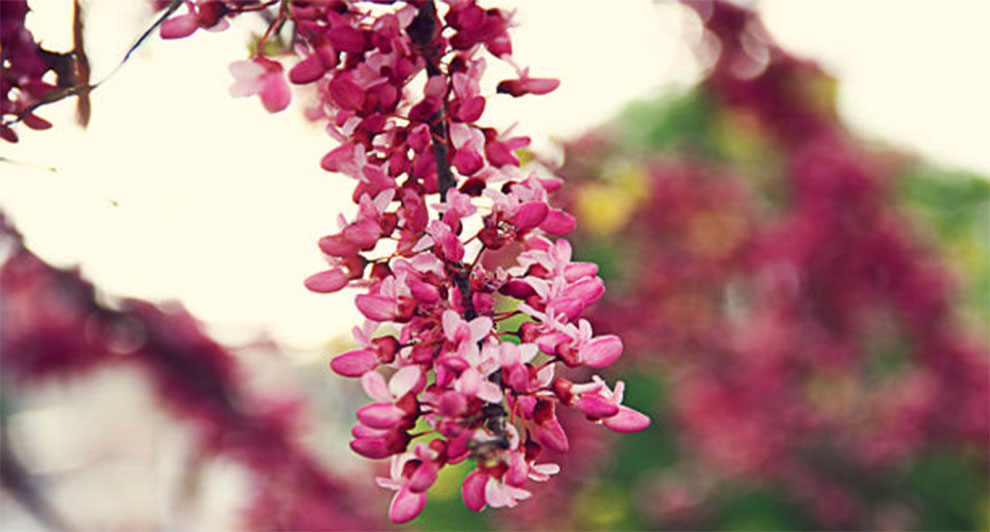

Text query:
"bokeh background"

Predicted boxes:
[[2, 1, 988, 530]]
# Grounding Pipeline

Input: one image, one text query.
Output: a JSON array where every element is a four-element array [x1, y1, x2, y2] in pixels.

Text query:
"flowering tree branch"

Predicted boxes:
[[6, 0, 651, 524]]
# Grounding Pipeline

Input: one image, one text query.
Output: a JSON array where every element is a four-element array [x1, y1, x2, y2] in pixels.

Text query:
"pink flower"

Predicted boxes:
[[375, 444, 439, 523], [571, 376, 651, 433], [485, 474, 531, 508], [229, 57, 291, 113]]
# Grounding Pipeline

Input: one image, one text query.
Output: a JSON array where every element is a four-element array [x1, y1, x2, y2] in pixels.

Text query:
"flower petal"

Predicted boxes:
[[357, 402, 405, 429], [304, 268, 349, 293], [330, 348, 377, 377], [388, 487, 426, 524], [260, 71, 291, 113], [361, 371, 392, 402], [580, 335, 623, 368], [576, 394, 620, 419], [603, 406, 651, 433], [160, 13, 199, 39], [461, 471, 488, 512], [389, 365, 422, 398], [355, 294, 396, 321]]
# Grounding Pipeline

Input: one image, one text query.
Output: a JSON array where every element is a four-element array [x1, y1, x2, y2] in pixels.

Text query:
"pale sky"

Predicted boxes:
[[2, 0, 988, 349]]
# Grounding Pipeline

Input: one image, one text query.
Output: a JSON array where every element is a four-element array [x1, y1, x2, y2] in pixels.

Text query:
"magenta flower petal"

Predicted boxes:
[[389, 366, 422, 398], [485, 141, 518, 167], [259, 70, 291, 113], [456, 96, 486, 122], [576, 394, 620, 419], [351, 424, 388, 439], [289, 53, 325, 84], [350, 437, 390, 459], [563, 262, 599, 282], [567, 276, 605, 305], [535, 418, 569, 453], [540, 209, 577, 235], [510, 201, 549, 230], [329, 25, 368, 54], [320, 144, 356, 173], [330, 348, 377, 377], [318, 234, 359, 257], [547, 298, 584, 322], [496, 77, 560, 97], [603, 406, 651, 433], [388, 487, 426, 523], [355, 294, 396, 321], [361, 371, 392, 403], [357, 403, 405, 429], [580, 334, 623, 368], [329, 74, 365, 111], [304, 268, 349, 293], [407, 461, 438, 493], [160, 13, 199, 39], [343, 218, 381, 249], [461, 471, 488, 512], [452, 148, 483, 176]]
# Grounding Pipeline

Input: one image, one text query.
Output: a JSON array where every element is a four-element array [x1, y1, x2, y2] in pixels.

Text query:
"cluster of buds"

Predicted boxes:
[[156, 0, 649, 522]]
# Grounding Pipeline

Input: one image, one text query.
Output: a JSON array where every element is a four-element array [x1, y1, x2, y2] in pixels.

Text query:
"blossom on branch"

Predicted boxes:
[[140, 0, 650, 523]]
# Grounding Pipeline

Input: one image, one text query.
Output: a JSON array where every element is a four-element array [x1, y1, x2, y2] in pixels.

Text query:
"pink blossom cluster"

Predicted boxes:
[[1, 0, 57, 142], [155, 0, 648, 523]]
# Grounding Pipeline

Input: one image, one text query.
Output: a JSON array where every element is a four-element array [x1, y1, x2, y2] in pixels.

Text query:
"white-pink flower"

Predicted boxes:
[[229, 57, 291, 113]]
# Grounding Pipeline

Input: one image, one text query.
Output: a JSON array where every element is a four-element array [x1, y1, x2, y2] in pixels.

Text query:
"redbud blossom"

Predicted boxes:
[[159, 0, 648, 523]]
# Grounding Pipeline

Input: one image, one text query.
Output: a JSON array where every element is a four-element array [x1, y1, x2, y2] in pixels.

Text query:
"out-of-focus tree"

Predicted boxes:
[[530, 1, 988, 530]]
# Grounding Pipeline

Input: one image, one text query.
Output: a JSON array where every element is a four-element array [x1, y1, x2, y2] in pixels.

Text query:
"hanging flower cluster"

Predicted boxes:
[[155, 0, 648, 523]]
